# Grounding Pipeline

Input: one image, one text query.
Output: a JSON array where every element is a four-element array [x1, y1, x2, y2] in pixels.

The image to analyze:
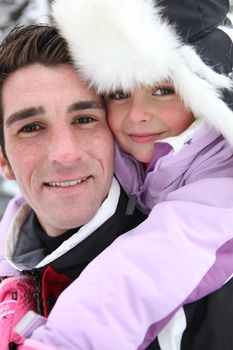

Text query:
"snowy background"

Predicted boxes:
[[0, 0, 233, 218]]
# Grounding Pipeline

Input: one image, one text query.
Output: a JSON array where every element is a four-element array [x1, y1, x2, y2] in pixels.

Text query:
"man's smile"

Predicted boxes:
[[45, 176, 90, 188]]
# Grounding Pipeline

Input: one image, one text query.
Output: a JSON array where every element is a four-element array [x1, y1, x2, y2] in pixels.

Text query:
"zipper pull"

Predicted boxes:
[[30, 269, 43, 315], [125, 194, 137, 215]]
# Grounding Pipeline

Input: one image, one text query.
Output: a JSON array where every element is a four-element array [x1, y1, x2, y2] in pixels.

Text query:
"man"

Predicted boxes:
[[0, 24, 144, 349]]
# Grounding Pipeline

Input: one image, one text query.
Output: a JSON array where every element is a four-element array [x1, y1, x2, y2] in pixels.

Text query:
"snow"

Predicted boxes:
[[21, 0, 50, 24], [0, 0, 50, 41]]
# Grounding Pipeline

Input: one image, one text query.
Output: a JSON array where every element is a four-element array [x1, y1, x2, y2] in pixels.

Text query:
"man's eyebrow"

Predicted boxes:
[[6, 106, 45, 128], [67, 100, 105, 113]]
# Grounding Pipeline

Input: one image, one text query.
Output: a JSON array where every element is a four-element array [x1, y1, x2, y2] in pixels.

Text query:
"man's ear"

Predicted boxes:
[[0, 146, 15, 180]]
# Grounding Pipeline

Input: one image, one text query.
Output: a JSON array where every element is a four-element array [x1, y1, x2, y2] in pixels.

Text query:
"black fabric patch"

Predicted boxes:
[[182, 277, 233, 350], [161, 0, 229, 42], [12, 211, 81, 269]]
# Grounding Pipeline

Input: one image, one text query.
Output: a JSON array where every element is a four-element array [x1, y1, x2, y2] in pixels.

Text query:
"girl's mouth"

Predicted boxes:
[[129, 132, 165, 143]]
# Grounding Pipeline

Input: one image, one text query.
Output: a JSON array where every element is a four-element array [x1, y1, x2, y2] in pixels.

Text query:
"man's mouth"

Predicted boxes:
[[45, 176, 89, 188]]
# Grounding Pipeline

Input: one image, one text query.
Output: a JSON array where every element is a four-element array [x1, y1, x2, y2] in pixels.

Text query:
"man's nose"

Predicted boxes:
[[127, 98, 152, 124], [48, 129, 83, 165]]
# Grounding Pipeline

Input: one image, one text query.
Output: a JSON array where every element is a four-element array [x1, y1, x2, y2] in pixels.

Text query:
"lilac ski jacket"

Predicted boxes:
[[1, 122, 233, 349]]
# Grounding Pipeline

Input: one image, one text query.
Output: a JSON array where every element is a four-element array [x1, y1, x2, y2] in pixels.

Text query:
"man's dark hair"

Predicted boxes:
[[0, 24, 73, 156]]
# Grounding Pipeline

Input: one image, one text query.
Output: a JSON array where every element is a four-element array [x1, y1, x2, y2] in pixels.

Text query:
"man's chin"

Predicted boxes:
[[36, 209, 98, 237]]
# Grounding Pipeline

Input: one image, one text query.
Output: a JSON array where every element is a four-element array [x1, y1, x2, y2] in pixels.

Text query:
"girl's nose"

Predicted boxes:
[[127, 98, 152, 124]]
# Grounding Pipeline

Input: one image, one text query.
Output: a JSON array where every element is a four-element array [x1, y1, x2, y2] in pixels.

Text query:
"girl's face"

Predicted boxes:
[[106, 83, 194, 163]]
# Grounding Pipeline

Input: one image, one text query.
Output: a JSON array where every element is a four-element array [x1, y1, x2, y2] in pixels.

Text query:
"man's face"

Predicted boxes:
[[0, 63, 114, 236]]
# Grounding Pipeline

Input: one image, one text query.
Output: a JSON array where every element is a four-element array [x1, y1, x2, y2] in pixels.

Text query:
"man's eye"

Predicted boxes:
[[75, 116, 95, 124], [108, 90, 131, 100], [153, 86, 175, 96], [19, 123, 41, 133]]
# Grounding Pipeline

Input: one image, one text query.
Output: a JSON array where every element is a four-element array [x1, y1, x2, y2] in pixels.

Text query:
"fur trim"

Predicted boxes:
[[52, 0, 233, 145]]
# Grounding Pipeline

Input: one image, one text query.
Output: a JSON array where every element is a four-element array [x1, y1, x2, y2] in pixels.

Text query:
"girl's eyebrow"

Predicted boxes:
[[6, 106, 45, 128], [67, 100, 105, 113]]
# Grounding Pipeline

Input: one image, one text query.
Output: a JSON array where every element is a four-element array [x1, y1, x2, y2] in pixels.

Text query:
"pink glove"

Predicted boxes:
[[0, 276, 36, 350]]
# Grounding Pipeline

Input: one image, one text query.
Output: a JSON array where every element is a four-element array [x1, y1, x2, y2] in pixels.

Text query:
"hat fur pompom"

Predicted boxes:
[[52, 0, 182, 92]]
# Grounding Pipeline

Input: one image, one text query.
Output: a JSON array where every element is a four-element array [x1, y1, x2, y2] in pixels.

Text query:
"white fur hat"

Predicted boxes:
[[51, 0, 233, 145]]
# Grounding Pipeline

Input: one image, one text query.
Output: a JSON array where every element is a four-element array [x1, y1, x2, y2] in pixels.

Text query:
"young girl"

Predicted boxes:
[[2, 0, 233, 349]]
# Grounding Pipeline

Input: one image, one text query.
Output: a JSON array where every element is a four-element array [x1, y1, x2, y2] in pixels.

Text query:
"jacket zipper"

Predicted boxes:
[[32, 270, 43, 315], [23, 269, 44, 315], [119, 149, 149, 213], [122, 151, 145, 188]]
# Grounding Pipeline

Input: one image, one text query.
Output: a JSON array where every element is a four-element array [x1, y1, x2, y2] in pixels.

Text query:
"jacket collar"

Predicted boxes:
[[5, 177, 121, 271]]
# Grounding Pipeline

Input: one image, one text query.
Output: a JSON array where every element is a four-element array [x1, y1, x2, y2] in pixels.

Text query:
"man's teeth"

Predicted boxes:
[[48, 178, 87, 187]]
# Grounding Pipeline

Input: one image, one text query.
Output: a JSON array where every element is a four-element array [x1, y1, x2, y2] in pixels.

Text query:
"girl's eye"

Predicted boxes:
[[19, 123, 41, 133], [153, 86, 175, 96], [108, 90, 131, 100]]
